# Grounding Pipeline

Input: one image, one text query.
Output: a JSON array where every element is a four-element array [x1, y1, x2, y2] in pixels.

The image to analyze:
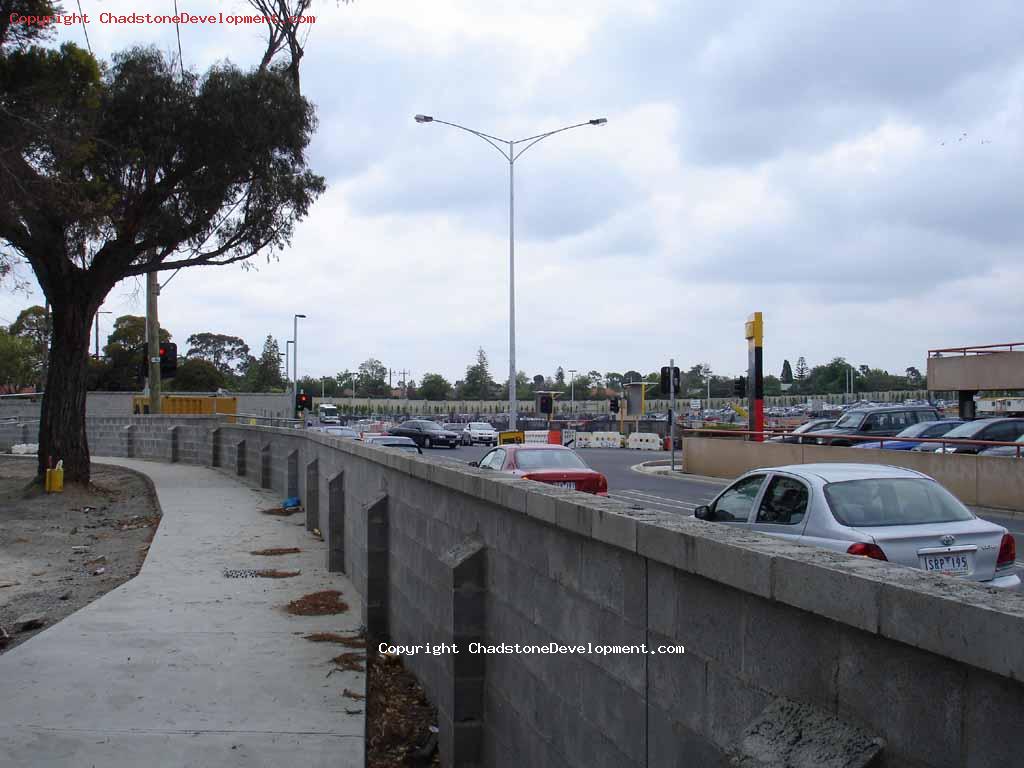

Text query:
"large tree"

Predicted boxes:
[[244, 335, 286, 392], [0, 328, 35, 391], [1, 41, 324, 481], [418, 372, 452, 401], [97, 315, 170, 391], [167, 358, 226, 392], [461, 348, 496, 400], [185, 333, 251, 381], [356, 358, 390, 397], [8, 304, 48, 385]]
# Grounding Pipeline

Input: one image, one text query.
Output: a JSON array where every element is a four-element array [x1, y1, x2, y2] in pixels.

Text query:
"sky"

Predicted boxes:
[[3, 0, 1023, 385]]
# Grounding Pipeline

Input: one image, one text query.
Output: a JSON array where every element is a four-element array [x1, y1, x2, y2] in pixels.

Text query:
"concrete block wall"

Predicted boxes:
[[78, 419, 1024, 767]]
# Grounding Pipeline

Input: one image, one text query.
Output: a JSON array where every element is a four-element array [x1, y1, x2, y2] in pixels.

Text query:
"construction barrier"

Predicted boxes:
[[499, 430, 525, 445], [562, 429, 577, 447], [628, 432, 663, 451], [547, 430, 562, 445], [574, 432, 594, 448], [525, 430, 550, 444], [592, 432, 625, 448]]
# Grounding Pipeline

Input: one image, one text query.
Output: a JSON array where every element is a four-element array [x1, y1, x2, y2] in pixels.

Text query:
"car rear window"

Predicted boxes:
[[824, 478, 974, 527], [516, 450, 588, 471]]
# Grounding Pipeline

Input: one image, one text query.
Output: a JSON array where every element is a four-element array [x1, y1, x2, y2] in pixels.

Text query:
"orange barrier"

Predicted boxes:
[[547, 430, 561, 445]]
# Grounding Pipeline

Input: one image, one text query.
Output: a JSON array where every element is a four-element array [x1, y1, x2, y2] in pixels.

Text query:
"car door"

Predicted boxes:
[[708, 473, 768, 528], [751, 473, 811, 542]]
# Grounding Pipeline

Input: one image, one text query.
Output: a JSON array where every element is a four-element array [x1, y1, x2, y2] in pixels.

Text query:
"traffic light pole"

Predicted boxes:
[[746, 312, 764, 441], [669, 357, 676, 471], [146, 270, 162, 414]]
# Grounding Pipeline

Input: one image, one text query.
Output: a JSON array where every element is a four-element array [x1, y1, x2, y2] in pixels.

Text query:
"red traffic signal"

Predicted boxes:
[[538, 394, 553, 415], [295, 391, 312, 411]]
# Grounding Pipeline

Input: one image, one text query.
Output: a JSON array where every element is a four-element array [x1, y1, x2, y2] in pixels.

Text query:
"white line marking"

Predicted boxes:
[[611, 490, 697, 510]]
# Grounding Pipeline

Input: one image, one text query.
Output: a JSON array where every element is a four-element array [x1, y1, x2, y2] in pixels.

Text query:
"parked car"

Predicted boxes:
[[769, 418, 836, 444], [363, 435, 423, 454], [812, 405, 941, 446], [694, 463, 1018, 588], [979, 434, 1024, 458], [462, 422, 499, 446], [388, 419, 460, 448], [912, 417, 1024, 454], [853, 419, 964, 451], [469, 444, 608, 495]]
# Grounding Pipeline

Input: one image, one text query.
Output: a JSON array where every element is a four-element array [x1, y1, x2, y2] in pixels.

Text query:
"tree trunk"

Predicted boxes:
[[37, 299, 95, 484]]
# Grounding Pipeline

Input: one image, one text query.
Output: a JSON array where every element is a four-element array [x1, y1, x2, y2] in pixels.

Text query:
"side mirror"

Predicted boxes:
[[468, 461, 479, 467], [694, 505, 712, 520]]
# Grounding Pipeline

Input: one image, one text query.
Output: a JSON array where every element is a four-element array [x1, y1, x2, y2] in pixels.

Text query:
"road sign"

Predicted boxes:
[[498, 430, 524, 445], [690, 399, 701, 410]]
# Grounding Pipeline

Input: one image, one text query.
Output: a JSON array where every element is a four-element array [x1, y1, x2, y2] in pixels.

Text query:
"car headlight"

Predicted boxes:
[[816, 438, 826, 445]]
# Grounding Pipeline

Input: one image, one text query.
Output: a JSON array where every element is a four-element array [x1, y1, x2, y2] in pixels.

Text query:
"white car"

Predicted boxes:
[[462, 422, 499, 446], [695, 463, 1019, 588]]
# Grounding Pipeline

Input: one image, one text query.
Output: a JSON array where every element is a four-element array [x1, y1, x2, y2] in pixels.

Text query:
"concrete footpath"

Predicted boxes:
[[0, 458, 364, 767]]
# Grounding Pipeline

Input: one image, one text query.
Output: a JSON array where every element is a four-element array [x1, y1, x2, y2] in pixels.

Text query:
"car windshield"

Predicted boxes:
[[470, 423, 492, 430], [794, 420, 831, 434], [516, 450, 588, 471], [941, 421, 989, 439], [824, 478, 974, 527], [421, 422, 443, 431], [833, 412, 864, 429]]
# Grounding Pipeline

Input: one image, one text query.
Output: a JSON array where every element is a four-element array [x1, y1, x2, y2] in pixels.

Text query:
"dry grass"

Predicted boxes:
[[250, 547, 301, 556], [332, 651, 366, 672], [304, 632, 366, 648], [286, 590, 349, 616], [256, 569, 300, 579]]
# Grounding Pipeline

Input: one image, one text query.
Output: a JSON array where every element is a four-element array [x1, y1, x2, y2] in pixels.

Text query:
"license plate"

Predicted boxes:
[[922, 554, 970, 575], [551, 481, 576, 490]]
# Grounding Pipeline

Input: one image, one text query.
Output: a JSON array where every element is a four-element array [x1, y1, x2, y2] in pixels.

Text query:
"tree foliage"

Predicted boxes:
[[356, 358, 390, 397], [0, 39, 325, 481], [95, 315, 170, 391], [243, 335, 285, 392], [185, 333, 251, 378], [780, 359, 793, 384], [418, 372, 452, 401], [0, 328, 35, 391], [461, 348, 496, 400], [167, 358, 226, 391]]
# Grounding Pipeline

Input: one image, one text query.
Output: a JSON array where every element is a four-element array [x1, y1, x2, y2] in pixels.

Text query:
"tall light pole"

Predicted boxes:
[[414, 114, 607, 430], [94, 310, 111, 359], [285, 340, 293, 391], [568, 369, 577, 417], [292, 314, 305, 392]]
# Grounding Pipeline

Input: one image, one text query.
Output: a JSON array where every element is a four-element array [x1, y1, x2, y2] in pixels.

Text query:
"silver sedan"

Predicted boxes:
[[695, 463, 1019, 588]]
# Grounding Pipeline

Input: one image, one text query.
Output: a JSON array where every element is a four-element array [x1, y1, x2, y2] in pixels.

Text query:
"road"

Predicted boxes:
[[421, 443, 1024, 589]]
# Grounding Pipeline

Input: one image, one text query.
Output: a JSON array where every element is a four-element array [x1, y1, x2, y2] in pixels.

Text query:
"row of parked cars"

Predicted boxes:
[[771, 405, 1024, 456]]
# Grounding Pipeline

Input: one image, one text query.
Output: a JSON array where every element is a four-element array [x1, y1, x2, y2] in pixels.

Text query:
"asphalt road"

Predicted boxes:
[[420, 443, 1024, 589]]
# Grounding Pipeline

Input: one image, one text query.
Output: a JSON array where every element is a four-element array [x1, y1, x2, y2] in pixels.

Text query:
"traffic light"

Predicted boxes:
[[609, 397, 619, 414], [141, 342, 178, 378], [159, 342, 177, 378], [296, 391, 312, 412], [733, 376, 747, 398], [538, 394, 553, 415], [660, 366, 681, 396]]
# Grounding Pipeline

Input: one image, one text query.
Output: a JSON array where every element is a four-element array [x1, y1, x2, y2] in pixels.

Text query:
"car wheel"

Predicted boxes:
[[424, 437, 432, 449]]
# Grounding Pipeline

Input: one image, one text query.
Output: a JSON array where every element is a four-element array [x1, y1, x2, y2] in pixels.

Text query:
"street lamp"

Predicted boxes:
[[292, 314, 306, 394], [285, 340, 294, 391], [94, 310, 111, 359], [568, 369, 577, 416], [414, 113, 607, 430]]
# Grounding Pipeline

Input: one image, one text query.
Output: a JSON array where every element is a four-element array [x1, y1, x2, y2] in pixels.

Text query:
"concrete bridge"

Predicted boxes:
[[4, 414, 1024, 767]]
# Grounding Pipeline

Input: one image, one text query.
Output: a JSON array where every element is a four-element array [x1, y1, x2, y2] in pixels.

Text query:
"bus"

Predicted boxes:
[[317, 403, 340, 425]]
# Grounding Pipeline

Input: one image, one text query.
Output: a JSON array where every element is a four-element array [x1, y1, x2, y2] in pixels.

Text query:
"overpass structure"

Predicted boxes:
[[928, 342, 1024, 418], [3, 415, 1024, 766]]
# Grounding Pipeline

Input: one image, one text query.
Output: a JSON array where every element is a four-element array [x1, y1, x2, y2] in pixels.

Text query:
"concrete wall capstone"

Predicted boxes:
[[60, 416, 1024, 767]]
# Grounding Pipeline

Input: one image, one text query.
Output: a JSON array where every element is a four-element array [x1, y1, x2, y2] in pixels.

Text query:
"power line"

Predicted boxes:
[[172, 0, 185, 77], [75, 0, 92, 54]]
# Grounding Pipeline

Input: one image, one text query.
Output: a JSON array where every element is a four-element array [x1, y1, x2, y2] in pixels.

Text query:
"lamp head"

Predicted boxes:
[[589, 118, 608, 126], [414, 114, 434, 123], [295, 313, 307, 319]]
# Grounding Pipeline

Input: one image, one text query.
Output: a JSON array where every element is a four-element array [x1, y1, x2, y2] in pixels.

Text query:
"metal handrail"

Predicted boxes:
[[928, 342, 1024, 357], [231, 413, 304, 428], [682, 428, 1024, 457]]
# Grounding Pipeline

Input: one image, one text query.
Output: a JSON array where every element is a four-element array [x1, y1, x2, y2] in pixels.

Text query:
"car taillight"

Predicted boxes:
[[847, 542, 887, 561], [997, 534, 1016, 569], [596, 474, 608, 495]]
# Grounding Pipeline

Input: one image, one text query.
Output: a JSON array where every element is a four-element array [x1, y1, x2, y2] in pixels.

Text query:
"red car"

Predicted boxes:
[[469, 444, 608, 495]]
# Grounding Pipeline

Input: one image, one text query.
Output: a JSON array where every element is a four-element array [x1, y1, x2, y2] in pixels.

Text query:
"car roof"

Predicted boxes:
[[504, 444, 570, 451], [842, 404, 938, 413], [752, 463, 930, 483]]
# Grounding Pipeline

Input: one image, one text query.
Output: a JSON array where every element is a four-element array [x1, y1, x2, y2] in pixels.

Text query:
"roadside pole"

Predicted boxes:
[[146, 270, 161, 414], [669, 357, 676, 471]]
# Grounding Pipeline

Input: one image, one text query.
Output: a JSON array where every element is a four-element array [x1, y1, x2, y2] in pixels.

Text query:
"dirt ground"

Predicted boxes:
[[367, 651, 441, 767], [0, 457, 161, 654]]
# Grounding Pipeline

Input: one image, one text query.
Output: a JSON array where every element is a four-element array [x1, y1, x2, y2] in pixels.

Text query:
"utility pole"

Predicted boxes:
[[397, 368, 410, 399], [146, 270, 161, 414]]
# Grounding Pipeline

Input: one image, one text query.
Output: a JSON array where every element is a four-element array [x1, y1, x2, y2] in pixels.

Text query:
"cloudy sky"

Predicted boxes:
[[3, 0, 1022, 385]]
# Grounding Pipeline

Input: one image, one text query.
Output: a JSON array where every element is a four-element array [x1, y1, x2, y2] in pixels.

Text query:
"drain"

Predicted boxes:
[[224, 569, 263, 579]]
